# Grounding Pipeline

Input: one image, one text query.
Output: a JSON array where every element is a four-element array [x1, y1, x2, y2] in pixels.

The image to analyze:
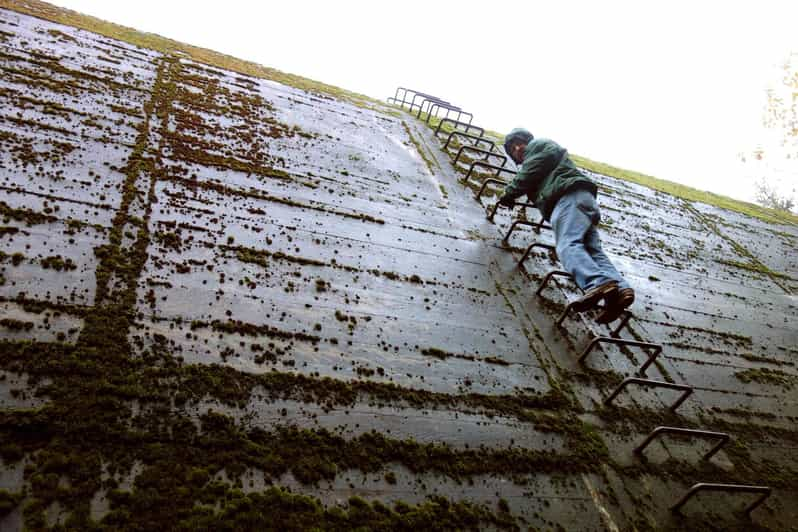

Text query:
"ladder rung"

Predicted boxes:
[[634, 426, 730, 461], [580, 337, 662, 377], [604, 377, 693, 412], [670, 483, 771, 516]]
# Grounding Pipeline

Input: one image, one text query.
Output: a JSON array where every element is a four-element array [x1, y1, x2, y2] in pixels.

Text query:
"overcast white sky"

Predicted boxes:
[[50, 0, 798, 206]]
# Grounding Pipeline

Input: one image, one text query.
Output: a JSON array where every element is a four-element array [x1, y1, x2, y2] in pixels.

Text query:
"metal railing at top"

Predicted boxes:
[[388, 88, 451, 114], [389, 87, 474, 124], [423, 101, 473, 124], [414, 96, 453, 117]]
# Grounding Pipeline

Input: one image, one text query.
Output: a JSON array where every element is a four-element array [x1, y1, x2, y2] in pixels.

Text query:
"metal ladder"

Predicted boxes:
[[390, 87, 773, 519]]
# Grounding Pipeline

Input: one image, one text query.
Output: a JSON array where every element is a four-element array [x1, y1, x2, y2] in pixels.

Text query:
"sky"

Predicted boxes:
[[49, 0, 798, 207]]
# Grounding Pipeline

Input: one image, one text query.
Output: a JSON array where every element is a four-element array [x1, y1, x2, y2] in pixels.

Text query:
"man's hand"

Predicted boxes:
[[497, 194, 515, 209]]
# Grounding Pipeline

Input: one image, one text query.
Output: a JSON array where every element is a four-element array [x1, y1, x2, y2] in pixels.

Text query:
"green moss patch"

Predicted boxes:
[[0, 201, 58, 226], [734, 367, 796, 388], [0, 318, 35, 331]]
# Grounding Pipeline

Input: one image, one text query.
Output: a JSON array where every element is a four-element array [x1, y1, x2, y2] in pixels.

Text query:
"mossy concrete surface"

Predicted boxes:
[[0, 5, 797, 532]]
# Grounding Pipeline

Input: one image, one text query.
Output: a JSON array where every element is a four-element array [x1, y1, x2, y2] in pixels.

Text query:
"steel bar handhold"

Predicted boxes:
[[502, 217, 552, 241], [604, 377, 693, 412], [396, 87, 418, 104], [670, 483, 771, 516], [487, 201, 502, 222], [490, 199, 535, 219], [443, 131, 499, 151], [555, 302, 579, 327], [535, 270, 573, 296], [414, 97, 438, 117], [394, 87, 415, 108], [486, 199, 536, 222], [610, 311, 633, 338], [434, 119, 484, 137], [634, 426, 730, 461], [475, 178, 508, 202], [389, 87, 412, 108], [428, 102, 472, 125], [408, 92, 427, 112], [465, 161, 518, 183], [427, 102, 471, 125], [518, 242, 556, 267], [454, 146, 507, 166], [416, 96, 450, 118], [579, 337, 663, 376], [422, 99, 456, 119], [409, 92, 446, 113]]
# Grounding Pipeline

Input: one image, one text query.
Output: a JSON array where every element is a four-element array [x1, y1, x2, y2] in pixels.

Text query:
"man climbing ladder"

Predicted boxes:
[[498, 128, 635, 323]]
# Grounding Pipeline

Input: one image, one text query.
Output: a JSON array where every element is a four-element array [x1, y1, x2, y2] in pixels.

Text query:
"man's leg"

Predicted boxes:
[[551, 189, 619, 291], [583, 225, 630, 290], [583, 220, 635, 322]]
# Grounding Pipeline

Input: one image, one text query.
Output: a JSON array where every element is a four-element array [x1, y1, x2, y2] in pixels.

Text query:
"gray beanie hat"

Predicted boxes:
[[503, 128, 534, 156]]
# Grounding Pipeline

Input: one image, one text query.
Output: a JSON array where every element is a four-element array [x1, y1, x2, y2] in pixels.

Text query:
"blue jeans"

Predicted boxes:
[[550, 188, 630, 292]]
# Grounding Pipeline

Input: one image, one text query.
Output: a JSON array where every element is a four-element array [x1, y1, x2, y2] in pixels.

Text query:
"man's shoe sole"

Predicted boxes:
[[572, 282, 619, 313], [596, 288, 635, 324]]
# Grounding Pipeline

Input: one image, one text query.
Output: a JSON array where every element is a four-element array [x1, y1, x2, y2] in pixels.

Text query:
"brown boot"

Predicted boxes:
[[572, 281, 618, 313], [596, 287, 635, 324]]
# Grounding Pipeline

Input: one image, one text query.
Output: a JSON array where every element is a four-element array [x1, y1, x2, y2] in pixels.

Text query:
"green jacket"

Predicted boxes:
[[503, 138, 596, 221]]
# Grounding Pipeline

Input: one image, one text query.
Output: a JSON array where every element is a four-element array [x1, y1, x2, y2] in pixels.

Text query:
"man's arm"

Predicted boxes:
[[502, 143, 565, 202]]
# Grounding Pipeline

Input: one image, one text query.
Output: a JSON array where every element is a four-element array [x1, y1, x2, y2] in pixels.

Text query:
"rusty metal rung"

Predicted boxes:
[[390, 88, 472, 124], [579, 337, 662, 376], [454, 146, 507, 166], [390, 88, 445, 112], [424, 100, 460, 118], [477, 178, 508, 205], [535, 270, 573, 296], [443, 131, 499, 152], [610, 311, 633, 338], [502, 218, 552, 240], [388, 87, 416, 109], [487, 200, 537, 222], [416, 97, 467, 123], [557, 305, 634, 336], [503, 219, 542, 237], [670, 483, 771, 516], [426, 102, 472, 124], [604, 377, 693, 412], [435, 119, 484, 137], [416, 97, 454, 116], [466, 161, 517, 183], [634, 426, 730, 461], [413, 95, 451, 115]]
